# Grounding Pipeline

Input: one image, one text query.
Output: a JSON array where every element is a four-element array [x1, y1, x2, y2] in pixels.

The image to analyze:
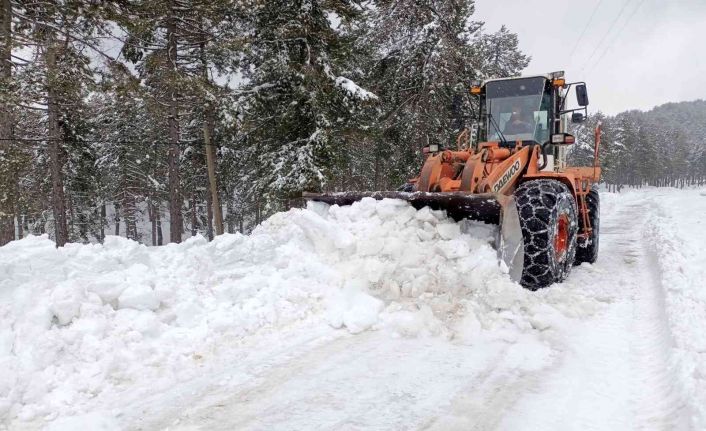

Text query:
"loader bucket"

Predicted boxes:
[[305, 191, 526, 283], [303, 191, 502, 224], [498, 196, 525, 282]]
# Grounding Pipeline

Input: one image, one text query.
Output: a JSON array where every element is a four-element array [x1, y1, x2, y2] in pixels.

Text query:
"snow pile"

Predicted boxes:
[[646, 188, 706, 428], [0, 198, 600, 428]]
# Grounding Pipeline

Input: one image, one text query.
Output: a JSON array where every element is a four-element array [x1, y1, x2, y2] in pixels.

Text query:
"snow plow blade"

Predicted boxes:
[[303, 191, 502, 224]]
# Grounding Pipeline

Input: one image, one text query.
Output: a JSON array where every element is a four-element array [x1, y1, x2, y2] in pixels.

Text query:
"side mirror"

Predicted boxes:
[[576, 84, 589, 107], [551, 133, 576, 145], [571, 112, 585, 123]]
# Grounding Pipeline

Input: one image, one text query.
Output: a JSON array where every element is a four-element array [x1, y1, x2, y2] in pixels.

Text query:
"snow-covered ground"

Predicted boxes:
[[2, 187, 705, 430]]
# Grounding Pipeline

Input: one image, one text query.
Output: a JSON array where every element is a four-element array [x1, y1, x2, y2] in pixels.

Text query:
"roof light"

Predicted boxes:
[[470, 79, 482, 95]]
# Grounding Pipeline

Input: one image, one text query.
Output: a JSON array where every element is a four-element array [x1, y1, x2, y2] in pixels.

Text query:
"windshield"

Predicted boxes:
[[484, 77, 551, 144]]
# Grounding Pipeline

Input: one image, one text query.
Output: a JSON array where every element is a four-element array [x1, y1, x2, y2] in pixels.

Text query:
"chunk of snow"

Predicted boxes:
[[117, 284, 160, 311], [437, 223, 461, 240]]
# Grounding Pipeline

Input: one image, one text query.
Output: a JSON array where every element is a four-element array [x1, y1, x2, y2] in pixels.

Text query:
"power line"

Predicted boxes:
[[580, 0, 635, 71], [569, 0, 604, 60], [585, 0, 648, 72]]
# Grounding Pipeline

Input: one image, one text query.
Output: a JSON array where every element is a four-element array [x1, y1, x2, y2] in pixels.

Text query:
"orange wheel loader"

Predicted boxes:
[[305, 72, 602, 290]]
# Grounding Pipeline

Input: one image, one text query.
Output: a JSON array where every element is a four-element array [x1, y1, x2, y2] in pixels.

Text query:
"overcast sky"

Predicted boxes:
[[475, 0, 706, 115]]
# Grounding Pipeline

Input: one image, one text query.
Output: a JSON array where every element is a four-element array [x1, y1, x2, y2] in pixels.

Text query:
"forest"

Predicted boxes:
[[0, 1, 704, 247], [0, 0, 530, 246], [570, 100, 706, 192]]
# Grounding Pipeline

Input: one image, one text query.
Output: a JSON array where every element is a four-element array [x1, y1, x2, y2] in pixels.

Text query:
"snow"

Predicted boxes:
[[0, 198, 517, 427], [644, 187, 706, 429], [335, 77, 379, 101], [2, 188, 706, 429]]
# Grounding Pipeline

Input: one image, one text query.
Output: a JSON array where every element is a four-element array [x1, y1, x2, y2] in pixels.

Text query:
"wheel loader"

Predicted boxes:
[[305, 71, 602, 289]]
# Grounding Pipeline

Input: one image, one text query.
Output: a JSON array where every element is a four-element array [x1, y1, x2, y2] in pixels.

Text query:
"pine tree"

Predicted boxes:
[[360, 0, 529, 187], [6, 1, 107, 246], [116, 0, 245, 242], [239, 0, 372, 215]]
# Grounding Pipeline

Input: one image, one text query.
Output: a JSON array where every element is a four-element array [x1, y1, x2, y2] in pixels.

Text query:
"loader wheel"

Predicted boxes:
[[574, 189, 600, 264], [515, 179, 578, 290]]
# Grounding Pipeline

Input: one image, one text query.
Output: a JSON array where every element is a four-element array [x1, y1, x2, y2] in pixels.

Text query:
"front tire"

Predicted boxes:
[[514, 179, 578, 290]]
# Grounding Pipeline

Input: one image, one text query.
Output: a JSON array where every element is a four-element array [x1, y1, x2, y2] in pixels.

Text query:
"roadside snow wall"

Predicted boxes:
[[646, 189, 706, 429]]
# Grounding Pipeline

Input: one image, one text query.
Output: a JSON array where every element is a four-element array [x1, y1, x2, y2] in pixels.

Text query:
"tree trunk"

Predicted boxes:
[[114, 202, 120, 236], [373, 147, 380, 191], [46, 39, 69, 247], [203, 110, 224, 236], [199, 38, 224, 237], [205, 183, 214, 241], [191, 193, 197, 237], [14, 176, 22, 239], [0, 0, 14, 245], [100, 202, 106, 243], [122, 183, 138, 241], [226, 197, 235, 234], [149, 201, 157, 246], [156, 209, 163, 246], [166, 9, 182, 243], [68, 193, 74, 240]]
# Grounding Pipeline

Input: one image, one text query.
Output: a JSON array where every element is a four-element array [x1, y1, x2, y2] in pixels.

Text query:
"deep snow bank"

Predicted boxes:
[[1, 198, 601, 428], [646, 188, 706, 429], [0, 199, 486, 424]]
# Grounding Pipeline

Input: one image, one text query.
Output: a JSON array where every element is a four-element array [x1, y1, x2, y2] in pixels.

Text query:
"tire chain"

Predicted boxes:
[[515, 179, 578, 289]]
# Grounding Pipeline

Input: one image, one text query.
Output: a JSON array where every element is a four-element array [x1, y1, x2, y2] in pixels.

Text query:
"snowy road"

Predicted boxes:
[[139, 191, 694, 430], [3, 188, 706, 430]]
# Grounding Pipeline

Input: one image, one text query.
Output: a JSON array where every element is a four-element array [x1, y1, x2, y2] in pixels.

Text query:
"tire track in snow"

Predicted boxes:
[[147, 331, 509, 431], [628, 202, 691, 430], [422, 357, 558, 431], [497, 197, 690, 430]]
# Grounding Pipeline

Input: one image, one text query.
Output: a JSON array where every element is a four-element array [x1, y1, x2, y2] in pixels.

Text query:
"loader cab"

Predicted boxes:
[[476, 76, 555, 146]]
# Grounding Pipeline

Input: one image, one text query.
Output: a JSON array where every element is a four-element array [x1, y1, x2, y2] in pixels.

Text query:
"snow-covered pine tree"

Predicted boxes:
[[238, 0, 374, 217], [87, 84, 160, 243], [568, 111, 605, 168], [116, 0, 246, 243], [6, 0, 107, 246], [360, 0, 529, 188]]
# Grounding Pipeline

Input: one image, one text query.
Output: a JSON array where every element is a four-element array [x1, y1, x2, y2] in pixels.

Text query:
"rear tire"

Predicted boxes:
[[514, 179, 578, 290], [575, 189, 600, 264]]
